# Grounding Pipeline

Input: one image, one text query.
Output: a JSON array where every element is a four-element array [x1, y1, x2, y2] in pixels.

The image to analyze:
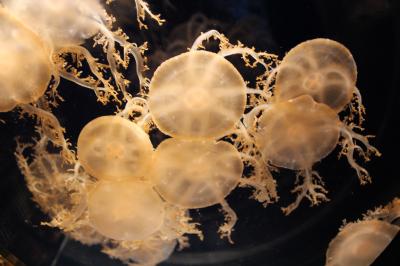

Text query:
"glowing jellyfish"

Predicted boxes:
[[0, 7, 52, 112], [245, 95, 380, 214], [274, 38, 358, 112], [88, 180, 165, 241], [148, 50, 247, 139], [77, 116, 153, 181], [151, 138, 243, 208], [326, 220, 399, 266]]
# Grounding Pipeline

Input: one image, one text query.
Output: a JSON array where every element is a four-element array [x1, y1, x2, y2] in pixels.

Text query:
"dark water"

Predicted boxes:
[[1, 0, 400, 265]]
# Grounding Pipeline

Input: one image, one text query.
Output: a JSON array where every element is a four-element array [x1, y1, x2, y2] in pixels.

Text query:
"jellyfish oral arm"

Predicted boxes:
[[339, 125, 381, 184], [19, 104, 75, 162], [132, 0, 165, 29], [218, 199, 238, 244], [239, 152, 279, 206], [282, 169, 329, 215]]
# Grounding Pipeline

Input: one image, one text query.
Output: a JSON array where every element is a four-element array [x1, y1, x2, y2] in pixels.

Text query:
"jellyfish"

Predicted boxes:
[[0, 7, 52, 112], [1, 0, 158, 104], [326, 220, 399, 266], [244, 95, 380, 214], [273, 38, 361, 115], [326, 199, 400, 266], [77, 115, 153, 181], [87, 179, 165, 241], [148, 50, 247, 139]]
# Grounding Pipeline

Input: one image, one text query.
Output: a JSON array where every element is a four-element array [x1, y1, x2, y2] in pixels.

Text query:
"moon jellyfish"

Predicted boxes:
[[326, 220, 399, 266], [245, 95, 380, 214], [0, 7, 52, 112], [77, 116, 153, 181], [88, 180, 165, 241], [274, 38, 358, 113], [148, 50, 247, 139]]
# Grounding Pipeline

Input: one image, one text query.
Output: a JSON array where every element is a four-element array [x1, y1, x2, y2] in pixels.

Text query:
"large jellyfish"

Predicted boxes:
[[326, 198, 400, 266]]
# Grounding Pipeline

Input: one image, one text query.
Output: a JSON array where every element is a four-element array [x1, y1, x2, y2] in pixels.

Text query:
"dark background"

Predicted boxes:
[[1, 0, 399, 265]]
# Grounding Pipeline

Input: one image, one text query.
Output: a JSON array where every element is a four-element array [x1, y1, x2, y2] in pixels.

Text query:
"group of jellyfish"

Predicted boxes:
[[0, 0, 395, 265]]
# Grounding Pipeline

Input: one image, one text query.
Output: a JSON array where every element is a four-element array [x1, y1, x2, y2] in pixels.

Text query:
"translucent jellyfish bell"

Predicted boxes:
[[149, 50, 246, 139], [88, 180, 165, 241], [275, 38, 357, 112], [2, 0, 103, 46], [151, 138, 243, 208], [0, 7, 52, 112], [326, 220, 400, 266], [255, 95, 340, 170], [77, 116, 153, 181]]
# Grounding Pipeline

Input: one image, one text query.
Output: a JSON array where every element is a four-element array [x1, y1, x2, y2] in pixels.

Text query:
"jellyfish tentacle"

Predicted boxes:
[[339, 125, 381, 184], [218, 199, 237, 244], [282, 169, 329, 215]]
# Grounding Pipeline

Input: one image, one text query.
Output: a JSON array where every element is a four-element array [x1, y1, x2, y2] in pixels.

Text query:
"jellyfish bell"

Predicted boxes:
[[148, 50, 246, 139], [0, 6, 52, 112], [150, 138, 243, 209], [77, 116, 153, 181], [2, 0, 103, 47], [255, 95, 341, 170], [87, 180, 165, 241], [275, 38, 357, 112], [326, 220, 400, 266]]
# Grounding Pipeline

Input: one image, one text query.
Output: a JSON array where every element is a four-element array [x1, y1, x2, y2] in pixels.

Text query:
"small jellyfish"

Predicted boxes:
[[245, 95, 380, 214], [326, 220, 399, 266], [77, 115, 153, 181], [274, 38, 358, 112], [148, 50, 247, 139], [0, 7, 52, 112], [87, 179, 165, 241]]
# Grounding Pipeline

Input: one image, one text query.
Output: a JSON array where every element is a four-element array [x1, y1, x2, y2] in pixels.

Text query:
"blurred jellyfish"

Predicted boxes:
[[0, 7, 52, 112], [326, 220, 399, 266], [326, 198, 400, 266]]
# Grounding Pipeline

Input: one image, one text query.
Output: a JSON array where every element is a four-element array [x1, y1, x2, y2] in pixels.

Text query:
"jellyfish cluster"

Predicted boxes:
[[0, 1, 383, 266]]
